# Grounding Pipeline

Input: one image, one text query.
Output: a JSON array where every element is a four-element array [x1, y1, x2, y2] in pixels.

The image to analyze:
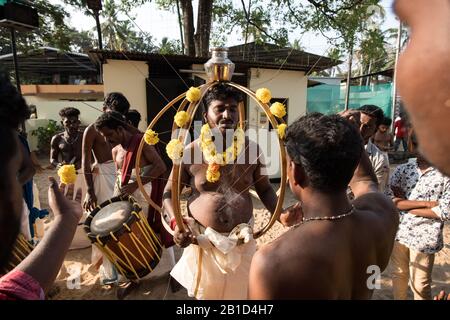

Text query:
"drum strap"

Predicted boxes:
[[121, 133, 144, 187]]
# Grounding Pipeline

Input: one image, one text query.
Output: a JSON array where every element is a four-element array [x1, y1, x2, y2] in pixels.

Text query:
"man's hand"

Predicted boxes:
[[173, 219, 196, 248], [120, 182, 139, 197], [339, 109, 361, 128], [279, 202, 303, 227], [391, 186, 406, 199], [83, 189, 97, 212], [427, 201, 438, 209], [48, 177, 82, 224], [434, 290, 450, 300]]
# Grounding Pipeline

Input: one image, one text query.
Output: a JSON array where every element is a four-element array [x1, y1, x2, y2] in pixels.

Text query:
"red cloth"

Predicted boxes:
[[121, 133, 144, 186], [0, 270, 44, 300], [394, 119, 407, 138], [122, 135, 174, 248]]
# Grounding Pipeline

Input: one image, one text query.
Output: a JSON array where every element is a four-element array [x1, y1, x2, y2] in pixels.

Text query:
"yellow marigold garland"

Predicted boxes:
[[255, 88, 272, 104], [144, 129, 159, 145], [270, 102, 286, 118], [199, 124, 245, 183], [174, 111, 190, 127], [277, 123, 287, 139], [186, 87, 201, 103], [166, 139, 184, 161]]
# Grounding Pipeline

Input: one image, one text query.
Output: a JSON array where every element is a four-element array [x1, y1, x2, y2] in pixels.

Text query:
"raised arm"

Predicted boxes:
[[16, 177, 82, 293], [349, 149, 379, 198]]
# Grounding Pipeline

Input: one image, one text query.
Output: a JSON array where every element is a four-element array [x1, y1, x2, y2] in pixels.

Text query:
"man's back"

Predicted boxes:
[[250, 193, 398, 299]]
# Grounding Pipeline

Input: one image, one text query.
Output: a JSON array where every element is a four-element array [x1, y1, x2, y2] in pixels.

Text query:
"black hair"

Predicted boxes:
[[104, 92, 130, 114], [285, 113, 363, 192], [59, 107, 80, 119], [358, 105, 384, 127], [380, 116, 392, 126], [203, 83, 244, 109], [0, 73, 31, 128], [126, 109, 141, 128], [94, 111, 126, 131]]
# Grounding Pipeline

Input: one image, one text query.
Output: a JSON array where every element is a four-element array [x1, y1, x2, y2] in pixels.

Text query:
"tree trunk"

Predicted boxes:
[[180, 0, 195, 56], [194, 0, 213, 57]]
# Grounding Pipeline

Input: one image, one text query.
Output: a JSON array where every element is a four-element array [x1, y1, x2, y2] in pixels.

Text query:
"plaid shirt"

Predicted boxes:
[[387, 160, 450, 254], [0, 270, 44, 300]]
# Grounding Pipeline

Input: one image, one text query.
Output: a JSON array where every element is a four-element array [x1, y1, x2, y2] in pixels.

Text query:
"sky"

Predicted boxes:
[[51, 0, 400, 57]]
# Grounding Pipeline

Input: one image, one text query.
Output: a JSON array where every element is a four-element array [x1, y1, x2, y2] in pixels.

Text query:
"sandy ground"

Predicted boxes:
[[31, 160, 449, 300]]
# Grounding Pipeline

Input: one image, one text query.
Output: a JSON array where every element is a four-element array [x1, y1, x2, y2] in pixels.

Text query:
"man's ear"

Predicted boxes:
[[290, 160, 307, 188]]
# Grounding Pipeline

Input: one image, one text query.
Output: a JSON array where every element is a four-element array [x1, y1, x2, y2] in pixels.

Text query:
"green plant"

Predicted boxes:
[[31, 120, 63, 153]]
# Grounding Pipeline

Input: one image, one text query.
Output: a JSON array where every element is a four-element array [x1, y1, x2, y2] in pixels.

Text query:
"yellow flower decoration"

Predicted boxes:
[[174, 111, 190, 127], [144, 129, 159, 145], [57, 164, 77, 185], [255, 88, 272, 104], [206, 163, 221, 183], [166, 139, 184, 161], [270, 102, 286, 118], [200, 123, 212, 141], [186, 87, 201, 103], [277, 123, 287, 139]]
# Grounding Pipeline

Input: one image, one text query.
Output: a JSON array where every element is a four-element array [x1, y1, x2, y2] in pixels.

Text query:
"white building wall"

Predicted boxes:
[[248, 68, 308, 178], [103, 60, 149, 132]]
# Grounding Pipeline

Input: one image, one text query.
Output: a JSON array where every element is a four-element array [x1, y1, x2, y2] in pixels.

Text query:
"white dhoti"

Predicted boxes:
[[92, 160, 116, 205], [90, 161, 117, 269], [170, 220, 256, 300]]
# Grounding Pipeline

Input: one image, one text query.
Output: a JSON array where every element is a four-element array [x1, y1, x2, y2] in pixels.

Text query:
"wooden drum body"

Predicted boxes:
[[84, 195, 163, 280]]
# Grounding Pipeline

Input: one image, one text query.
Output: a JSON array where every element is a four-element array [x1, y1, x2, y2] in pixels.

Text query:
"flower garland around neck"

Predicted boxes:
[[199, 124, 245, 183]]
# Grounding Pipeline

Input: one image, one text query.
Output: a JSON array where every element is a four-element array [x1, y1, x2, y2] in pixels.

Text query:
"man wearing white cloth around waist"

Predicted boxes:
[[163, 84, 299, 300]]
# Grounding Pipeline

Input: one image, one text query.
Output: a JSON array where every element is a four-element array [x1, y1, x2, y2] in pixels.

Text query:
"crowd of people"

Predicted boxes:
[[0, 0, 449, 301]]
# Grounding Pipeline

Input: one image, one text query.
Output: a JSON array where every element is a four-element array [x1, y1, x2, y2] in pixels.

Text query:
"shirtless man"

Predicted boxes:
[[163, 84, 297, 300], [373, 117, 394, 153], [94, 111, 166, 199], [50, 107, 83, 170], [82, 92, 131, 212], [248, 112, 399, 299], [95, 111, 171, 298]]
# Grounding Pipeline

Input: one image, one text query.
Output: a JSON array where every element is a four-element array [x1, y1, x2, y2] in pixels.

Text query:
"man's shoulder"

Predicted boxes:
[[51, 132, 64, 141]]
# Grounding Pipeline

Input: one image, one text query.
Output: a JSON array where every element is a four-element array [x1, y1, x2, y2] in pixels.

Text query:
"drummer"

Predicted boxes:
[[94, 111, 173, 297]]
